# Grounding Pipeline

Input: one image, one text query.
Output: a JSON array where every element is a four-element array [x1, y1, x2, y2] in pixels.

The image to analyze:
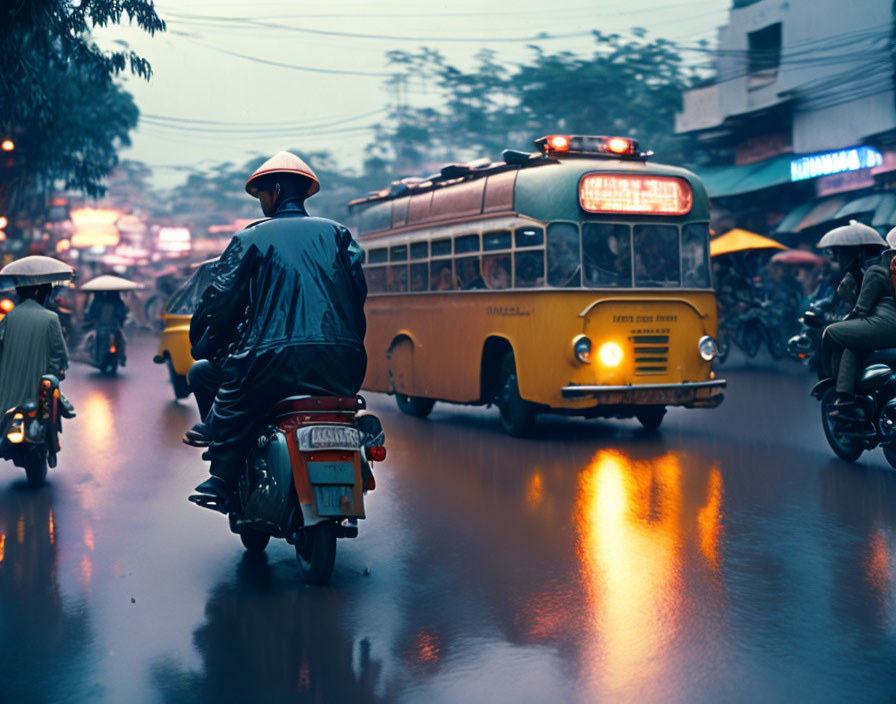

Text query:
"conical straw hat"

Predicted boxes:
[[246, 151, 320, 198], [817, 220, 886, 248], [0, 256, 74, 289], [80, 275, 144, 292]]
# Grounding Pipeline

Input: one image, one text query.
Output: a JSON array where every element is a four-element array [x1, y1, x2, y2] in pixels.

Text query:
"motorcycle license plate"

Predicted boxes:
[[314, 485, 354, 516]]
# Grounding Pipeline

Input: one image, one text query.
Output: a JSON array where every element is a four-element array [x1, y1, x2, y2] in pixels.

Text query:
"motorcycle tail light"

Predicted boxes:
[[366, 475, 376, 491], [366, 445, 387, 462], [109, 345, 117, 354], [7, 413, 24, 444]]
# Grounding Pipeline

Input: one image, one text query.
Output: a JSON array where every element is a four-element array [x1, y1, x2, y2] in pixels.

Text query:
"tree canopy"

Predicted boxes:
[[0, 0, 164, 221], [368, 32, 696, 183]]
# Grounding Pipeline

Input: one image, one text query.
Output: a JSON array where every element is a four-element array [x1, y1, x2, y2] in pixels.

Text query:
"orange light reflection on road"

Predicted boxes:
[[84, 526, 95, 552], [49, 509, 54, 545], [16, 515, 24, 544], [866, 530, 890, 595], [575, 450, 684, 693], [0, 533, 5, 564], [525, 471, 544, 510], [697, 467, 723, 572], [80, 553, 92, 586], [413, 631, 441, 664]]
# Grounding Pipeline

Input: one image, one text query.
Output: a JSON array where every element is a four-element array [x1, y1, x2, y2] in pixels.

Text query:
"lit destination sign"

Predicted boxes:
[[790, 146, 883, 182], [579, 174, 693, 215]]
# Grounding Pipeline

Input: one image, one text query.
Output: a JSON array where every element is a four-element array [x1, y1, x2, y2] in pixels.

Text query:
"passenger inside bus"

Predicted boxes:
[[431, 260, 454, 291], [483, 254, 511, 289], [515, 251, 544, 288], [547, 223, 581, 287], [456, 256, 485, 290], [583, 223, 632, 287], [634, 225, 680, 287], [410, 263, 428, 291]]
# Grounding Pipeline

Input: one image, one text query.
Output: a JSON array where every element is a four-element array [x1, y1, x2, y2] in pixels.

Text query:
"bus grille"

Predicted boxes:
[[630, 334, 669, 376]]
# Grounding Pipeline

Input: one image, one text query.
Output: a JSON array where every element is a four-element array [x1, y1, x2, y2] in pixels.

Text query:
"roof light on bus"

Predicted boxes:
[[607, 137, 632, 155], [579, 174, 693, 215], [548, 135, 570, 152], [377, 188, 390, 198]]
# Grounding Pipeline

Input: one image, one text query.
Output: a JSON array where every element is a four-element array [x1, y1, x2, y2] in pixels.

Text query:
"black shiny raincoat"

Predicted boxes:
[[190, 199, 367, 372], [188, 199, 368, 481]]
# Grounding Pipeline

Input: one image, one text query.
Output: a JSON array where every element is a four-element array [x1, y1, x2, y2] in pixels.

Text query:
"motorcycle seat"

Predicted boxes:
[[865, 348, 896, 365], [272, 395, 365, 416]]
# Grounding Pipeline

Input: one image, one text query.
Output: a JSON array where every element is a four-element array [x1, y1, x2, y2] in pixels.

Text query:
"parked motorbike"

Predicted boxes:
[[83, 324, 125, 375], [0, 375, 68, 487], [190, 395, 385, 585], [813, 350, 896, 468], [718, 301, 787, 361]]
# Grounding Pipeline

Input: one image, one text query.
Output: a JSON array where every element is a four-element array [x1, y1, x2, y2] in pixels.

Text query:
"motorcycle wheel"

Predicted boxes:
[[717, 335, 730, 364], [295, 522, 337, 585], [636, 406, 666, 431], [395, 394, 435, 418], [741, 322, 762, 358], [24, 448, 48, 488], [820, 388, 864, 462], [239, 527, 271, 554], [883, 443, 896, 470], [496, 351, 536, 437], [166, 358, 192, 400]]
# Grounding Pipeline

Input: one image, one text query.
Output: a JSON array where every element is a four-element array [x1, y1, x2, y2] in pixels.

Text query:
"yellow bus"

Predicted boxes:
[[352, 134, 725, 435]]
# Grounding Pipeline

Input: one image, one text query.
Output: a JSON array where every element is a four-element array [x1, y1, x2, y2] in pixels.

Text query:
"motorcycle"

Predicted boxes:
[[813, 350, 896, 468], [787, 292, 850, 371], [190, 395, 386, 585], [0, 375, 68, 487], [83, 324, 125, 375], [718, 300, 787, 361]]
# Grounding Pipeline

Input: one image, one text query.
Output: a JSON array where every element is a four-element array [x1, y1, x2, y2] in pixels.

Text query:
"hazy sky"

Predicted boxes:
[[95, 0, 732, 187]]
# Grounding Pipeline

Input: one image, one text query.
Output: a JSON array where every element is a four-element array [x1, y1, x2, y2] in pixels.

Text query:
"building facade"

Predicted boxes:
[[676, 0, 896, 244]]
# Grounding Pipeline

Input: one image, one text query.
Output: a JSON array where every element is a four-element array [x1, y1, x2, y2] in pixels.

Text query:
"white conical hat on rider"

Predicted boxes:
[[0, 255, 74, 289], [886, 226, 896, 249], [817, 219, 886, 249], [245, 151, 320, 198]]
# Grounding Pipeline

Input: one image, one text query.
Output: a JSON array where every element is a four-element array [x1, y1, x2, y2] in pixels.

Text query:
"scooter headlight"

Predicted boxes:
[[698, 335, 718, 361]]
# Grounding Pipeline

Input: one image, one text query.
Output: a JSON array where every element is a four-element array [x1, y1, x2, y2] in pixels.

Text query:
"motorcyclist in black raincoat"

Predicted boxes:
[[186, 151, 367, 507]]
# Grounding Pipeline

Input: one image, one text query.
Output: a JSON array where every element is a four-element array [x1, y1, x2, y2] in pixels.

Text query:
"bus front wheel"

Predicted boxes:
[[636, 406, 666, 431], [497, 352, 536, 437], [396, 394, 435, 418]]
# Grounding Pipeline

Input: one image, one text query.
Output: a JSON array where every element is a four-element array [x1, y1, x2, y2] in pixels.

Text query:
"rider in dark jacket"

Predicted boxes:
[[187, 151, 367, 507]]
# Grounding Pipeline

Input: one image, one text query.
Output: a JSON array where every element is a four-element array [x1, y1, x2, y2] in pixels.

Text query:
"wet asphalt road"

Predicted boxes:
[[2, 334, 896, 703]]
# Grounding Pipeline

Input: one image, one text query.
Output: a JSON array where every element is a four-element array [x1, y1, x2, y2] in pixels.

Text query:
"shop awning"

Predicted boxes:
[[775, 192, 896, 235], [710, 229, 787, 257], [696, 154, 794, 199]]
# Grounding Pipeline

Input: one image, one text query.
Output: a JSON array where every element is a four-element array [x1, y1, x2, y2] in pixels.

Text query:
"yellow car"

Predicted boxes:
[[153, 259, 216, 399]]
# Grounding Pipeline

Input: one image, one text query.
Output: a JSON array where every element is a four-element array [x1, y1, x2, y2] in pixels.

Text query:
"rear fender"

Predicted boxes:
[[858, 364, 894, 394], [811, 377, 835, 399]]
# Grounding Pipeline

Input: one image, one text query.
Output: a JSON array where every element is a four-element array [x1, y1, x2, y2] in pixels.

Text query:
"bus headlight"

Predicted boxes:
[[573, 335, 592, 364], [698, 335, 718, 361], [598, 341, 624, 368]]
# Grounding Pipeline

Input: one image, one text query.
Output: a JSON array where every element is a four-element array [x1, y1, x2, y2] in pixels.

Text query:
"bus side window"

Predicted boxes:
[[681, 223, 711, 288], [455, 234, 480, 253], [431, 239, 452, 257], [409, 262, 428, 291], [514, 251, 544, 288], [483, 231, 511, 251], [387, 264, 408, 292], [547, 222, 581, 288], [430, 259, 454, 291], [456, 256, 484, 290], [483, 254, 511, 289], [583, 223, 632, 288], [411, 242, 429, 259], [368, 248, 388, 264], [633, 225, 681, 288], [515, 227, 544, 248], [365, 266, 387, 293]]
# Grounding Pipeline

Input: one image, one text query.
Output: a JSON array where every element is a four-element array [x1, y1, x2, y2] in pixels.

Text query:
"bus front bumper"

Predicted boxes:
[[561, 379, 727, 408]]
